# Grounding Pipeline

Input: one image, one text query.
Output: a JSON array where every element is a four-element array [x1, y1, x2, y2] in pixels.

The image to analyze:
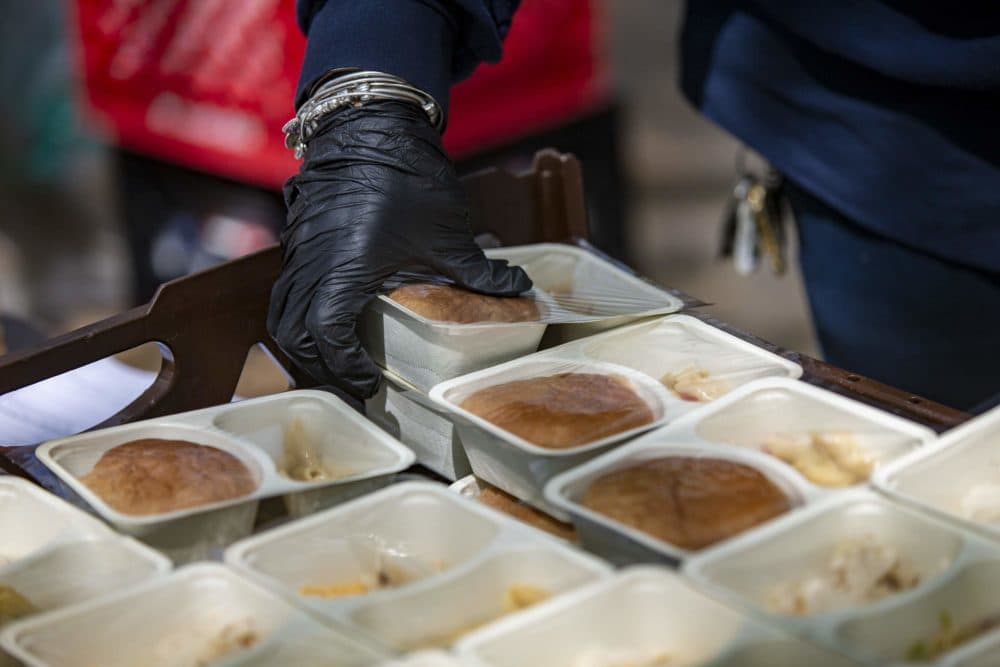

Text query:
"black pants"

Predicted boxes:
[[789, 185, 1000, 412]]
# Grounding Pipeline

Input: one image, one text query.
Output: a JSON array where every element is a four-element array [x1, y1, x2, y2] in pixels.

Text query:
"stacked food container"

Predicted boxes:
[[363, 243, 687, 481], [2, 242, 997, 666]]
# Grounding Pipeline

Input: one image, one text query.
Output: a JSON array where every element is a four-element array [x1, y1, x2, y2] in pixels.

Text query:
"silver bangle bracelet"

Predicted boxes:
[[283, 70, 445, 159]]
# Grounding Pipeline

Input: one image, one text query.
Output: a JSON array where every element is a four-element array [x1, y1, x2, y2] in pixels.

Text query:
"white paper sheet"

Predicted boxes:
[[0, 359, 157, 445]]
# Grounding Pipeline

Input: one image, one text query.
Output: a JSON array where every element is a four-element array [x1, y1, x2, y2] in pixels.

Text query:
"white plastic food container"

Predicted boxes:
[[378, 651, 474, 667], [0, 480, 171, 667], [0, 563, 388, 667], [874, 403, 1000, 542], [36, 390, 415, 562], [545, 435, 811, 565], [574, 314, 803, 408], [0, 476, 111, 565], [455, 566, 858, 667], [657, 377, 936, 494], [359, 243, 684, 392], [430, 358, 672, 518], [941, 631, 1000, 667], [225, 482, 611, 651], [488, 243, 685, 346], [685, 490, 1000, 666], [367, 368, 472, 481]]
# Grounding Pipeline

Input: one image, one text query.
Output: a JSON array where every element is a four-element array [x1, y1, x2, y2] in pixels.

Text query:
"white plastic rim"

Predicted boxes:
[[36, 422, 271, 528], [0, 534, 171, 631], [0, 562, 389, 667], [485, 243, 685, 322], [658, 376, 936, 494], [429, 358, 673, 458], [685, 489, 1000, 666], [455, 565, 757, 666], [575, 314, 804, 390], [223, 481, 611, 651], [684, 490, 980, 618], [373, 243, 684, 329], [545, 435, 812, 562], [0, 476, 113, 564], [33, 390, 416, 529], [873, 403, 1000, 540], [225, 480, 597, 595]]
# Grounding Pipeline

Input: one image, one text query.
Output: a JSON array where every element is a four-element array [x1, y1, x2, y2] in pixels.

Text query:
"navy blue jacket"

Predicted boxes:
[[297, 1, 1000, 272]]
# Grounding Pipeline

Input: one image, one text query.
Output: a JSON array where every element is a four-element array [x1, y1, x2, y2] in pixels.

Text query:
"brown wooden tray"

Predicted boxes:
[[0, 149, 967, 503]]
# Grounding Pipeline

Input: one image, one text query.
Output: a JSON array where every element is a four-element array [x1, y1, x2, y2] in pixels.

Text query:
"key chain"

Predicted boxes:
[[719, 149, 789, 276]]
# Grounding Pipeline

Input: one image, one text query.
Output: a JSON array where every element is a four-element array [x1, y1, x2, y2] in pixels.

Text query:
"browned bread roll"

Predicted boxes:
[[387, 283, 540, 323], [581, 456, 790, 550], [477, 483, 577, 542], [80, 439, 257, 515], [459, 372, 655, 449]]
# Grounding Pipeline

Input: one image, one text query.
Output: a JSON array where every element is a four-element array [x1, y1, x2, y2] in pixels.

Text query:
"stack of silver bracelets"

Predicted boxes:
[[283, 70, 445, 159]]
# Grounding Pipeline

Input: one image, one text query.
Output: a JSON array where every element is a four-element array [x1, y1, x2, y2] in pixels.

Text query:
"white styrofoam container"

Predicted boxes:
[[360, 293, 549, 394], [873, 404, 1000, 543], [378, 651, 473, 667], [834, 554, 1000, 665], [430, 358, 673, 519], [685, 490, 1000, 666], [0, 477, 111, 566], [225, 482, 610, 651], [36, 390, 415, 562], [359, 243, 684, 392], [0, 563, 388, 667], [575, 314, 803, 404], [0, 533, 170, 667], [545, 435, 811, 565], [657, 377, 936, 495], [487, 243, 684, 346], [367, 368, 472, 481], [941, 631, 1000, 667], [456, 566, 858, 667]]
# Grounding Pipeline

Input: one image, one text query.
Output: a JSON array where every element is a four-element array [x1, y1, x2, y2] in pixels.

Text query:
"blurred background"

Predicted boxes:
[[0, 0, 819, 361]]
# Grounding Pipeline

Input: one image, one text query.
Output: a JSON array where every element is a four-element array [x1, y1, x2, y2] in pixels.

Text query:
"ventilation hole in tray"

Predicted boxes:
[[234, 343, 292, 400]]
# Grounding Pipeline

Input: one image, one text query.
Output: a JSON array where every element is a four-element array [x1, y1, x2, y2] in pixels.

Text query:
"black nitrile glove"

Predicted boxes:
[[268, 100, 533, 399]]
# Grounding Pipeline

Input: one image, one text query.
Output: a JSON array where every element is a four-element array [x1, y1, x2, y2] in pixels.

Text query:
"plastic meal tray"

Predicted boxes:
[[685, 489, 1000, 666], [35, 390, 415, 562], [224, 481, 611, 652], [430, 357, 673, 519], [655, 377, 936, 497], [359, 242, 684, 393]]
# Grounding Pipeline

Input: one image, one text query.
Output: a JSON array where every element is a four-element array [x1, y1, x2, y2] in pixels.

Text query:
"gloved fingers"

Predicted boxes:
[[431, 247, 533, 297], [268, 268, 346, 389], [305, 280, 385, 399]]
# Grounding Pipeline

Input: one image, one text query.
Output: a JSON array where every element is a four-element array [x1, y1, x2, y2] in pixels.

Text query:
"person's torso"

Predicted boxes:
[[681, 1, 1000, 272]]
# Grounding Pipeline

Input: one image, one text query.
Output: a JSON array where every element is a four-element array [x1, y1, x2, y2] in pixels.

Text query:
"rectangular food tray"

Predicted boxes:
[[1, 563, 388, 667], [359, 242, 684, 392], [224, 481, 611, 652], [873, 403, 1000, 544], [430, 357, 674, 520], [655, 376, 936, 497], [455, 565, 858, 667], [35, 390, 415, 562], [544, 435, 814, 566], [685, 489, 1000, 666]]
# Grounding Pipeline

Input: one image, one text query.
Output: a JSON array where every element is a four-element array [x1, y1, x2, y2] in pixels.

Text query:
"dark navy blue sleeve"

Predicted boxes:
[[747, 1, 1000, 89], [295, 0, 519, 114], [680, 2, 1000, 272]]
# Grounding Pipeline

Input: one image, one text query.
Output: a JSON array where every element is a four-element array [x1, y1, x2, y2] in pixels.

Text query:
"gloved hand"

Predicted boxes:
[[268, 100, 532, 399]]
